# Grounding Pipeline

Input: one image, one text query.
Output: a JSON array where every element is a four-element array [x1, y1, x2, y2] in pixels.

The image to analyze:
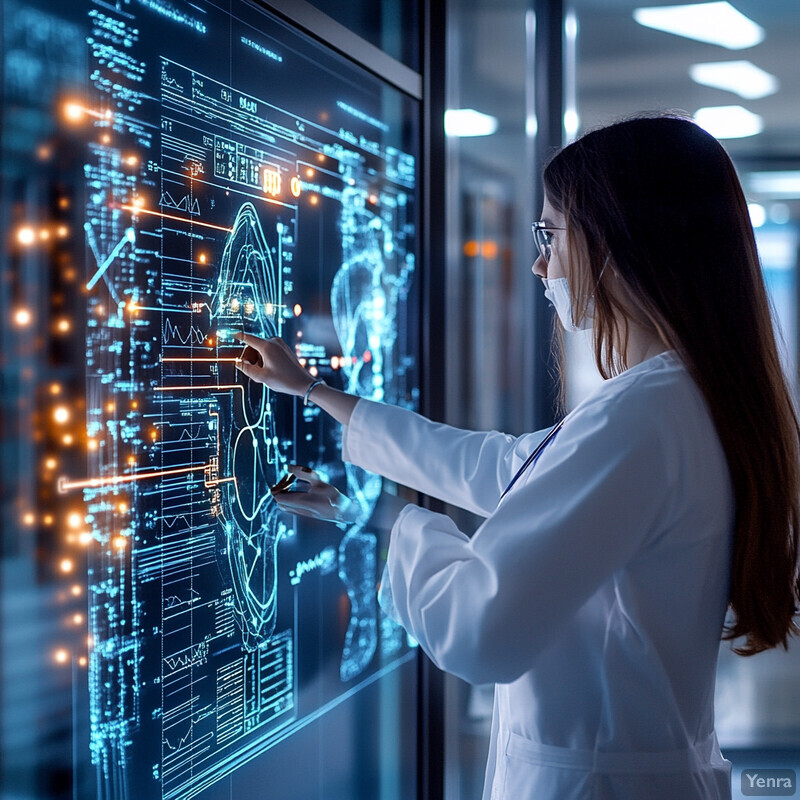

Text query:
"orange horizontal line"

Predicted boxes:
[[120, 205, 233, 233], [58, 464, 207, 492]]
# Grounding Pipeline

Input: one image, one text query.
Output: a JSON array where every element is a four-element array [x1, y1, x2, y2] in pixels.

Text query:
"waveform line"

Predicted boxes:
[[163, 318, 206, 345], [163, 640, 208, 671], [160, 191, 200, 215]]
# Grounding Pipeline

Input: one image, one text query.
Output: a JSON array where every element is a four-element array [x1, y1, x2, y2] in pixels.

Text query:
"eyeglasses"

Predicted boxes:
[[532, 221, 566, 263]]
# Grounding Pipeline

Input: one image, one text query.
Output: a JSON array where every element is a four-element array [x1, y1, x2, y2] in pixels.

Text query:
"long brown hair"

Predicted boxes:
[[544, 113, 800, 655]]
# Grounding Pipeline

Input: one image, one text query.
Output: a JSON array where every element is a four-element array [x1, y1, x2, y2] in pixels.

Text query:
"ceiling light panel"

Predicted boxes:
[[694, 105, 763, 138], [748, 171, 800, 198], [689, 60, 778, 99], [633, 2, 765, 49]]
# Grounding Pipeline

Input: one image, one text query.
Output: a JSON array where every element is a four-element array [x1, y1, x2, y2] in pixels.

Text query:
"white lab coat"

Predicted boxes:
[[342, 351, 734, 800]]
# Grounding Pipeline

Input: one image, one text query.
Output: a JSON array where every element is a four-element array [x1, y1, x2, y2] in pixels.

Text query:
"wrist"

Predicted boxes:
[[302, 378, 326, 406]]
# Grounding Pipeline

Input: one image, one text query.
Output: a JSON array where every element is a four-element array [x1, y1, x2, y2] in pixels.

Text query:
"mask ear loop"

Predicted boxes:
[[584, 254, 611, 312], [593, 254, 611, 294]]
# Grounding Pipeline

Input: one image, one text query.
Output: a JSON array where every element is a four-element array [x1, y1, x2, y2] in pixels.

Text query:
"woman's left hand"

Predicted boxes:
[[271, 464, 360, 525]]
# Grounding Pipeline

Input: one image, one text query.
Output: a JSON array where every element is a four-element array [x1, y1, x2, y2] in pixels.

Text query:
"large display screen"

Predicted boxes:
[[0, 1, 420, 798]]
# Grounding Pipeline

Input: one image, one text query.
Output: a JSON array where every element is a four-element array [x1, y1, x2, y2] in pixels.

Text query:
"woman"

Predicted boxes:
[[235, 114, 800, 800]]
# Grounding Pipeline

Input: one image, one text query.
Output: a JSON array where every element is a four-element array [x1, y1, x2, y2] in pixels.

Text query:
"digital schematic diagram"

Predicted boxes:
[[62, 1, 420, 799], [209, 201, 287, 649]]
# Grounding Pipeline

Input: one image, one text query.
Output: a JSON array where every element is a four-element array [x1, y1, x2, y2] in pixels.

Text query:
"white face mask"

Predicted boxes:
[[542, 276, 594, 332], [541, 256, 609, 332]]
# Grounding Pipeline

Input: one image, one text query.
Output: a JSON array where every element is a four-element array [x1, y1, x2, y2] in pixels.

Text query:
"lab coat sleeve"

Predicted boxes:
[[342, 398, 551, 517], [384, 391, 674, 686]]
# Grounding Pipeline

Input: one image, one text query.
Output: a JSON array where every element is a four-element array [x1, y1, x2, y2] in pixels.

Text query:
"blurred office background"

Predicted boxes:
[[443, 1, 800, 798]]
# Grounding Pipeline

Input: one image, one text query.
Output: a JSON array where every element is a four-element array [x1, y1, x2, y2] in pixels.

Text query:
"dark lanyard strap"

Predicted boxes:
[[500, 418, 565, 501]]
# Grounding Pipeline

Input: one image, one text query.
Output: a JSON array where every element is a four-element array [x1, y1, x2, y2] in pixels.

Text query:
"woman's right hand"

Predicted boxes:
[[234, 332, 316, 397]]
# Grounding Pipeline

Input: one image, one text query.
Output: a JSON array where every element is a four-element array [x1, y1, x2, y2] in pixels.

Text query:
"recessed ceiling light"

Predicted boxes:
[[689, 60, 778, 99], [633, 2, 765, 50], [694, 105, 763, 138], [444, 109, 498, 137]]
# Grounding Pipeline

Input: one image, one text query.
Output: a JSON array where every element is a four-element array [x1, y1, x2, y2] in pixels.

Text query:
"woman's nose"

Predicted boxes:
[[531, 254, 547, 279]]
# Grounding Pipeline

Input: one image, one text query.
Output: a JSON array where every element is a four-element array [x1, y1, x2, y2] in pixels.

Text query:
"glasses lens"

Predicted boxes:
[[532, 224, 551, 262]]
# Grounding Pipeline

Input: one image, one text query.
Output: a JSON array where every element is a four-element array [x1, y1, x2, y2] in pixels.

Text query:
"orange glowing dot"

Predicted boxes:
[[293, 304, 302, 317], [58, 197, 70, 209], [43, 514, 54, 525], [14, 308, 32, 326], [309, 195, 319, 205], [57, 225, 69, 238], [60, 558, 73, 573], [57, 319, 71, 333], [133, 196, 145, 208], [369, 194, 378, 204], [207, 337, 215, 346], [79, 656, 88, 667], [101, 134, 111, 144], [299, 358, 307, 367], [78, 532, 92, 545], [68, 512, 82, 529], [53, 406, 70, 424], [23, 512, 35, 526], [54, 649, 69, 664], [71, 584, 81, 596], [482, 240, 499, 259], [45, 457, 57, 469], [113, 536, 127, 550], [39, 228, 50, 241], [62, 434, 74, 445], [305, 168, 315, 178], [316, 153, 325, 162], [331, 356, 339, 369], [125, 155, 138, 166], [64, 102, 84, 122], [198, 253, 207, 264], [309, 366, 319, 377], [150, 429, 158, 441], [37, 145, 52, 160], [87, 439, 98, 451], [127, 457, 136, 466], [106, 402, 115, 413], [50, 383, 62, 395], [73, 613, 83, 625], [118, 502, 128, 513], [17, 226, 36, 246], [131, 401, 139, 409], [463, 240, 480, 258]]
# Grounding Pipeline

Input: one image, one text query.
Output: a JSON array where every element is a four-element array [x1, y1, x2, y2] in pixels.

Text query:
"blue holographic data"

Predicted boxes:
[[43, 1, 420, 797]]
